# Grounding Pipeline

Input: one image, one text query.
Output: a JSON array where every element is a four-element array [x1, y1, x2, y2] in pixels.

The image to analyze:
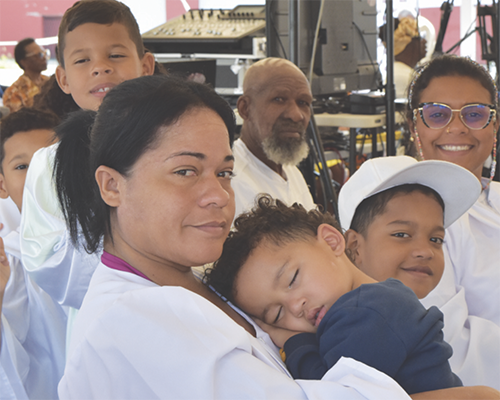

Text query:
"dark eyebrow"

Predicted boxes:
[[68, 44, 129, 58], [388, 220, 445, 234], [431, 225, 446, 235], [166, 152, 234, 163], [7, 153, 29, 165], [388, 220, 413, 226]]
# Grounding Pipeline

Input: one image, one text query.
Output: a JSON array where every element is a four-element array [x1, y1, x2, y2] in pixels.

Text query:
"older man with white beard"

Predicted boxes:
[[232, 58, 317, 218]]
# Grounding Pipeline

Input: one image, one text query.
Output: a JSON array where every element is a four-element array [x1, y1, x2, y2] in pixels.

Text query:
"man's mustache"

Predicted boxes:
[[273, 121, 307, 137]]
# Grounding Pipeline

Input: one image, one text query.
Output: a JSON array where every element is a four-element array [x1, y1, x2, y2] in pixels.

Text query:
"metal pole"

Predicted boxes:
[[496, 0, 500, 86], [291, 0, 337, 215], [265, 1, 273, 57], [308, 107, 339, 221], [386, 0, 396, 156], [289, 0, 298, 64]]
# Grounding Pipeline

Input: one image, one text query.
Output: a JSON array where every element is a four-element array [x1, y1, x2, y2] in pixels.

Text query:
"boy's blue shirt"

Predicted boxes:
[[283, 278, 462, 394]]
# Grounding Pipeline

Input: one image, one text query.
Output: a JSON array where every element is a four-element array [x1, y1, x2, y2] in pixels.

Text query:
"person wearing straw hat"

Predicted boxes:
[[379, 18, 427, 98]]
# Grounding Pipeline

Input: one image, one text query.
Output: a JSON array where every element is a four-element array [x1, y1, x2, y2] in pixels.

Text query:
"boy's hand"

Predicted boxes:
[[254, 317, 301, 348]]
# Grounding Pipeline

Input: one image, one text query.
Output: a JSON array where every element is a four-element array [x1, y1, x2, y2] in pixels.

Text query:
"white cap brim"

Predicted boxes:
[[338, 156, 481, 230]]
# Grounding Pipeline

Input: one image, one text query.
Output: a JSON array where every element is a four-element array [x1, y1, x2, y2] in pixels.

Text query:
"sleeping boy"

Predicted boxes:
[[205, 156, 481, 395]]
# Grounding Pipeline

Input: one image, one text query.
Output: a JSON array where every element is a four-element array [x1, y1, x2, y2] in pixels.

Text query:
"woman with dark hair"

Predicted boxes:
[[407, 54, 500, 389]]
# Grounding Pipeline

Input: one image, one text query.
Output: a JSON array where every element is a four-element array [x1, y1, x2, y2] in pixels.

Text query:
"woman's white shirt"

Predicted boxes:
[[421, 180, 500, 389], [59, 263, 411, 400], [450, 180, 500, 324]]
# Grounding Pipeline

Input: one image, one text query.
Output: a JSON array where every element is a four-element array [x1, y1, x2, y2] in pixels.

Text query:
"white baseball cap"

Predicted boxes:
[[338, 156, 481, 230]]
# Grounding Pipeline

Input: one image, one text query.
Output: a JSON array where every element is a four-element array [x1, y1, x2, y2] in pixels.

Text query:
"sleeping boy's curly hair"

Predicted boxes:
[[204, 195, 340, 303]]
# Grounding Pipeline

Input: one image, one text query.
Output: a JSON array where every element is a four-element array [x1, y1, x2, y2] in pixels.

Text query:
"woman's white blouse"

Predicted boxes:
[[59, 264, 411, 400], [421, 179, 500, 389]]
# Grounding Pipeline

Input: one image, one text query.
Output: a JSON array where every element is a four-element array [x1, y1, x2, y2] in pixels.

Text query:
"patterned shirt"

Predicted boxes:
[[2, 74, 49, 112]]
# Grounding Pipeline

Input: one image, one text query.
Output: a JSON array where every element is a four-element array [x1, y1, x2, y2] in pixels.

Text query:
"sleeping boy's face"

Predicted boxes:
[[347, 191, 445, 299], [0, 129, 56, 211], [233, 226, 354, 333]]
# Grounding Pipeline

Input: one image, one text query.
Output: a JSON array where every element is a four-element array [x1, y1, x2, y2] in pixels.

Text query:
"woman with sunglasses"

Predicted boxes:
[[407, 54, 500, 390]]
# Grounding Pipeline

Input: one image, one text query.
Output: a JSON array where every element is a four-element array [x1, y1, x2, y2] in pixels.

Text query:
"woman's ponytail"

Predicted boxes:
[[54, 110, 101, 252]]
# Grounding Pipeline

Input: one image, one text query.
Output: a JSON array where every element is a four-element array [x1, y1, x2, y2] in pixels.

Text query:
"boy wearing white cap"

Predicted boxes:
[[205, 156, 481, 394], [339, 156, 500, 390], [339, 155, 480, 299]]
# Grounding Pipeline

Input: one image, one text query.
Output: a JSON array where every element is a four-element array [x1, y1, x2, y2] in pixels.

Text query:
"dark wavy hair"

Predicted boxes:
[[57, 0, 145, 68], [204, 195, 340, 303], [54, 74, 235, 253], [349, 184, 445, 236]]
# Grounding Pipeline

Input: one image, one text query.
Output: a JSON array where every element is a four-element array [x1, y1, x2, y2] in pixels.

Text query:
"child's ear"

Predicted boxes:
[[95, 166, 123, 207], [0, 174, 9, 200], [317, 223, 345, 255], [344, 229, 364, 266], [141, 52, 155, 77], [55, 65, 71, 95]]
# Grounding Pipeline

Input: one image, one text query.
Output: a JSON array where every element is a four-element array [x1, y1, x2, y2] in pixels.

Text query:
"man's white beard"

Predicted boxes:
[[262, 136, 310, 166]]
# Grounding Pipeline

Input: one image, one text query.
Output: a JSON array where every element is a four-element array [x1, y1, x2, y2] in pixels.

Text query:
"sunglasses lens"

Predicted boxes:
[[422, 104, 452, 128], [461, 105, 491, 129]]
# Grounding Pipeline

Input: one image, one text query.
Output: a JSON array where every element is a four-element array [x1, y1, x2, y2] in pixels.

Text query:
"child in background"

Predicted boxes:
[[0, 108, 60, 237], [0, 108, 58, 211], [0, 108, 66, 399], [205, 157, 480, 395], [19, 0, 155, 311]]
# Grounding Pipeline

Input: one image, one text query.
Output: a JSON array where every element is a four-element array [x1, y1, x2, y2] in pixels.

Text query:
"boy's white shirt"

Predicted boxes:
[[20, 144, 100, 310], [0, 228, 67, 400], [0, 197, 20, 238]]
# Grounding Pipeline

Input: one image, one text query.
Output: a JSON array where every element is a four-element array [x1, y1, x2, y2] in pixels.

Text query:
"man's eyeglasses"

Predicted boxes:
[[24, 48, 50, 60], [415, 102, 496, 130]]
